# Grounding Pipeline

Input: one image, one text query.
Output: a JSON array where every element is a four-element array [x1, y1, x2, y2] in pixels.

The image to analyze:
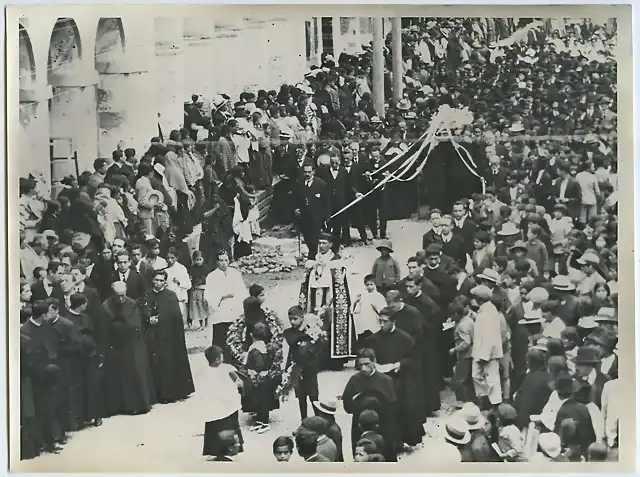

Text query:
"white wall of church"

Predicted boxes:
[[15, 11, 370, 194]]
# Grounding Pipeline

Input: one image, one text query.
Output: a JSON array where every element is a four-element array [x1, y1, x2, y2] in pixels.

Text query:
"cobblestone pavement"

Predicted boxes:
[[17, 219, 459, 472]]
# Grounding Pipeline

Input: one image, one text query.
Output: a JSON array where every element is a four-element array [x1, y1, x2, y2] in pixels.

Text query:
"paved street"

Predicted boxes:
[[18, 219, 457, 472]]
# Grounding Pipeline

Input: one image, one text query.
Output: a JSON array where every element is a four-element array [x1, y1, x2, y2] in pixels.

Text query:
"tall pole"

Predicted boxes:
[[391, 17, 403, 104], [372, 17, 385, 117]]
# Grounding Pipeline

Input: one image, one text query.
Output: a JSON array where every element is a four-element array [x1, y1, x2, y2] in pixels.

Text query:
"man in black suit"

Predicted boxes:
[[513, 348, 552, 429], [105, 150, 135, 184], [342, 149, 368, 243], [552, 372, 596, 455], [31, 261, 64, 302], [553, 162, 582, 221], [439, 215, 467, 270], [451, 201, 477, 258], [294, 162, 329, 258], [318, 153, 350, 250], [272, 131, 297, 176], [530, 158, 555, 212], [361, 145, 389, 239], [486, 155, 509, 191], [113, 250, 147, 300]]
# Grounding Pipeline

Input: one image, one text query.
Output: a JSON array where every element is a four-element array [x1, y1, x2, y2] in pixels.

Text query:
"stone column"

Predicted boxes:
[[48, 66, 101, 174], [18, 85, 53, 185], [332, 16, 342, 57], [391, 17, 403, 104], [183, 17, 216, 110], [96, 17, 157, 157], [213, 18, 242, 98], [372, 17, 385, 117], [155, 17, 185, 137], [314, 17, 323, 66]]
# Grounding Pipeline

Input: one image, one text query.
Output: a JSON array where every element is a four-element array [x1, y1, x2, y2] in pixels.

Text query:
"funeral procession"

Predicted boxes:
[[11, 10, 624, 469]]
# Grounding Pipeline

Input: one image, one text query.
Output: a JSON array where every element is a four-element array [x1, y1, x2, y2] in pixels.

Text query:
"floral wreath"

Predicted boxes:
[[226, 307, 293, 400]]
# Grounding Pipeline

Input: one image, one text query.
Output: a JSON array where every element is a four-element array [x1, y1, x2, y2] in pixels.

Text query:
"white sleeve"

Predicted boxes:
[[204, 274, 221, 311], [179, 265, 192, 291]]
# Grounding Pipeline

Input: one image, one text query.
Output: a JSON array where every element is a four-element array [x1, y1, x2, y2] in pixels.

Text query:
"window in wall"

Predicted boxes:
[[321, 17, 333, 56], [305, 20, 312, 61]]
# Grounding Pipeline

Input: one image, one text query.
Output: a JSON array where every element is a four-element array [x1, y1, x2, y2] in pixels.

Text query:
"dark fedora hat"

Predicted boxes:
[[574, 345, 601, 365]]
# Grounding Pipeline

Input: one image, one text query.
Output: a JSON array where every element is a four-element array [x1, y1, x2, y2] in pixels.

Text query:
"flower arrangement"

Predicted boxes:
[[275, 312, 327, 400], [300, 312, 327, 343], [227, 307, 289, 398], [428, 105, 474, 137]]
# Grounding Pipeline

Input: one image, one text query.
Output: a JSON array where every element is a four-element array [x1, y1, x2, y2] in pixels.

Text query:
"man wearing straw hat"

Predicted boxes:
[[470, 284, 505, 410]]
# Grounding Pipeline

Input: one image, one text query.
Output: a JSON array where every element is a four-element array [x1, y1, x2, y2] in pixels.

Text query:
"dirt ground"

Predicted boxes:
[[15, 219, 458, 472]]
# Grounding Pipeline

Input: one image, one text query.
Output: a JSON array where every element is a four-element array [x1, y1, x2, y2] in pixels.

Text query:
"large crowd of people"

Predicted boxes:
[[18, 16, 619, 464]]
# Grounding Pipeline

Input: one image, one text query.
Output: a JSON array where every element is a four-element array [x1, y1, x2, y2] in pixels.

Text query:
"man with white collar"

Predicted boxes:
[[573, 346, 610, 408], [31, 261, 64, 301], [452, 200, 477, 257], [20, 300, 66, 452]]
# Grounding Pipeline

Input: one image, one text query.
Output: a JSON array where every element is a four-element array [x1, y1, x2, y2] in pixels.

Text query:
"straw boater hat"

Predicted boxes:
[[470, 285, 493, 301], [443, 416, 471, 445], [405, 111, 418, 120], [313, 399, 337, 415], [527, 287, 550, 304], [509, 121, 524, 133], [457, 403, 486, 431], [476, 268, 501, 284], [496, 222, 520, 236], [397, 98, 412, 111], [552, 275, 576, 292], [537, 433, 562, 459], [211, 94, 228, 112], [370, 116, 383, 124], [519, 308, 544, 326], [376, 240, 393, 253], [147, 190, 164, 206], [578, 316, 599, 330], [577, 251, 600, 266], [593, 307, 617, 324]]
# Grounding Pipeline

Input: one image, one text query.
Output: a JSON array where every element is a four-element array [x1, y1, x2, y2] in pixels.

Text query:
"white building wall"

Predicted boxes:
[[14, 12, 317, 194]]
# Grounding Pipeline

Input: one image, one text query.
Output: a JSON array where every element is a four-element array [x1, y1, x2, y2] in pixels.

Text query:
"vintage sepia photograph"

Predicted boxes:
[[6, 4, 634, 472]]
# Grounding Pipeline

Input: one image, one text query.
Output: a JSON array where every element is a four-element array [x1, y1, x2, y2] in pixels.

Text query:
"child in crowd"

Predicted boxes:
[[354, 438, 380, 462], [188, 250, 210, 329], [351, 274, 386, 348], [202, 346, 244, 460], [272, 435, 295, 462], [560, 327, 580, 374], [357, 409, 386, 456], [526, 224, 549, 278], [283, 306, 319, 421], [371, 241, 401, 295], [449, 296, 475, 405], [496, 404, 526, 462], [245, 184, 261, 237], [242, 322, 277, 432]]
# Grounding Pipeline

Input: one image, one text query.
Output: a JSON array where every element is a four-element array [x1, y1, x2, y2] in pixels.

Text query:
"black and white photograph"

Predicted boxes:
[[7, 5, 634, 472]]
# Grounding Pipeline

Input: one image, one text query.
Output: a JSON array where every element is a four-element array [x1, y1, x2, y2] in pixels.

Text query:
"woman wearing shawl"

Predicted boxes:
[[164, 140, 195, 238], [199, 187, 233, 270]]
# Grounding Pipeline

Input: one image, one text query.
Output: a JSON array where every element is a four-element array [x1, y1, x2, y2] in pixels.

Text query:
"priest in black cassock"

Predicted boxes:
[[364, 307, 426, 449], [341, 348, 399, 462], [382, 290, 427, 423], [403, 277, 442, 417], [144, 269, 195, 403]]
